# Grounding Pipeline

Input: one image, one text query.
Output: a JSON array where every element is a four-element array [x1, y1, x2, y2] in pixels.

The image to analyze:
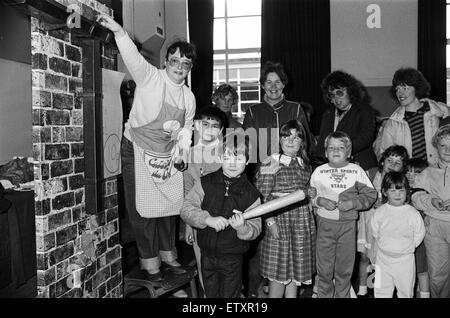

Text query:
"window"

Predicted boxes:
[[213, 0, 261, 120]]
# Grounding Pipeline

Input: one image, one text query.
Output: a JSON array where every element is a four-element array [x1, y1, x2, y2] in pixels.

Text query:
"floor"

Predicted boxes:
[[124, 241, 317, 299], [119, 215, 377, 299], [121, 221, 319, 299]]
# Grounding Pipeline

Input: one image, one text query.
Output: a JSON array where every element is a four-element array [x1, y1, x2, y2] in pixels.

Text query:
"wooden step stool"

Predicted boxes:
[[124, 263, 198, 298]]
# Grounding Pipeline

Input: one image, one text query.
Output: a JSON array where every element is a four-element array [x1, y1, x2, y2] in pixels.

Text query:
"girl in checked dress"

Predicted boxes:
[[256, 120, 316, 298]]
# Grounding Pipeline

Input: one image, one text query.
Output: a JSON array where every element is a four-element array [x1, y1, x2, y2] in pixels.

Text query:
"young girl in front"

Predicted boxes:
[[356, 145, 409, 297], [371, 171, 425, 298], [256, 120, 316, 298]]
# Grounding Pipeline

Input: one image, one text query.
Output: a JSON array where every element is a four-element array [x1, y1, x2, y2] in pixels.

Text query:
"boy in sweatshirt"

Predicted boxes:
[[411, 124, 450, 298], [310, 131, 378, 298], [181, 136, 262, 298]]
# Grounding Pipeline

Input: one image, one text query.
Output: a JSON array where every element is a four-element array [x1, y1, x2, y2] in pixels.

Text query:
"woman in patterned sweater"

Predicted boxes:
[[256, 120, 316, 298]]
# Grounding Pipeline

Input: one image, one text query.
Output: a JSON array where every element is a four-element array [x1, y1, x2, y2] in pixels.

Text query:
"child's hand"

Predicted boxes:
[[317, 197, 337, 211], [431, 198, 445, 211], [337, 200, 354, 212], [229, 213, 246, 232], [267, 223, 280, 240], [205, 216, 229, 232], [185, 225, 195, 245], [97, 14, 125, 35], [174, 148, 188, 172]]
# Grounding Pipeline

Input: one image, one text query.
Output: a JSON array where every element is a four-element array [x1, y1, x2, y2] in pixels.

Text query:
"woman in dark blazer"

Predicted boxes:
[[314, 70, 377, 170]]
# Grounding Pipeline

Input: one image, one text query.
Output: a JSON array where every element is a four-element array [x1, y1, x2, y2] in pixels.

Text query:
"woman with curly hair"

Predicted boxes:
[[315, 70, 378, 170], [373, 67, 450, 166]]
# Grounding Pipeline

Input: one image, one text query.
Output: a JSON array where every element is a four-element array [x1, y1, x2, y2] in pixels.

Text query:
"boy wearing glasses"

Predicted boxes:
[[310, 131, 377, 298], [98, 15, 197, 283]]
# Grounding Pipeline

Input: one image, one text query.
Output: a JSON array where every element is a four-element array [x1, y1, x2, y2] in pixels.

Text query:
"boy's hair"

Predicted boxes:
[[279, 120, 310, 165], [381, 171, 410, 203], [260, 61, 288, 86], [194, 106, 228, 129], [223, 133, 251, 162], [211, 84, 239, 107], [324, 131, 352, 154], [431, 124, 450, 148], [378, 145, 409, 172], [390, 67, 430, 100], [165, 40, 197, 64], [405, 157, 428, 173]]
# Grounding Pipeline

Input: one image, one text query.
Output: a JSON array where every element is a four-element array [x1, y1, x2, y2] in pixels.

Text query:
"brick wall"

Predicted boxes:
[[31, 0, 122, 298]]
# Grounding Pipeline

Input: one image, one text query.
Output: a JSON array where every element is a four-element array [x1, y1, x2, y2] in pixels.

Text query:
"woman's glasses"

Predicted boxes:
[[168, 58, 193, 71], [327, 88, 346, 100]]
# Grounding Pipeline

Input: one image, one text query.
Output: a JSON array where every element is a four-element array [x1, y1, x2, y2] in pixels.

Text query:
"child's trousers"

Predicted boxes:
[[374, 251, 415, 298], [201, 253, 242, 298], [316, 218, 356, 298], [424, 216, 450, 298]]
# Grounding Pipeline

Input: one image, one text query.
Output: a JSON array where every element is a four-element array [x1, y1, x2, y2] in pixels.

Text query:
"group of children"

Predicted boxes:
[[96, 13, 450, 299], [179, 103, 450, 298]]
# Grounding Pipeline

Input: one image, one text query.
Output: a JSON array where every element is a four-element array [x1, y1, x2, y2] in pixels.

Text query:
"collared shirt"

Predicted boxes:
[[278, 154, 304, 167]]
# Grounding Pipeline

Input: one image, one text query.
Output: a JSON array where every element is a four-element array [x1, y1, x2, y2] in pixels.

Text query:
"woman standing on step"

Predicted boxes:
[[98, 14, 196, 284]]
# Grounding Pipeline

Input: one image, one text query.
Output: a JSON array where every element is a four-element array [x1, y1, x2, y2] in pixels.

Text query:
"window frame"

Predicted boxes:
[[213, 0, 261, 119]]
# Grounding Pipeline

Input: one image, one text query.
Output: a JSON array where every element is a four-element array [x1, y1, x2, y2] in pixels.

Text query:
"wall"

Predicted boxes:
[[330, 0, 418, 117], [118, 0, 187, 74], [0, 59, 32, 164], [0, 5, 32, 165], [161, 0, 188, 66], [32, 0, 122, 298]]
